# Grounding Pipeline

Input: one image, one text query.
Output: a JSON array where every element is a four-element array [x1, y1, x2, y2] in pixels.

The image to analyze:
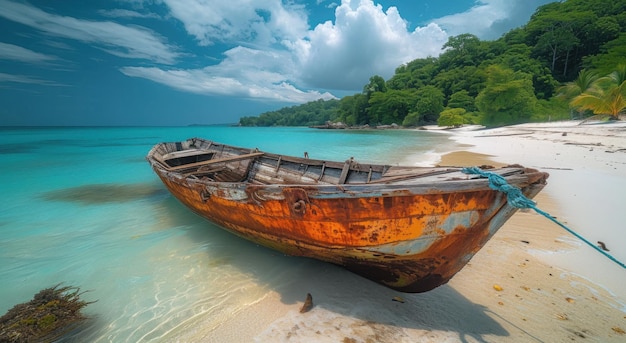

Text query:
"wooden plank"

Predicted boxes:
[[338, 159, 353, 184], [163, 148, 208, 160], [368, 168, 459, 184], [167, 152, 264, 171]]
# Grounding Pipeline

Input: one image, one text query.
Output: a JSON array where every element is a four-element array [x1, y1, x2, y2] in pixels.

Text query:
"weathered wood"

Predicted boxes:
[[166, 152, 264, 171], [163, 148, 209, 160], [338, 158, 353, 184]]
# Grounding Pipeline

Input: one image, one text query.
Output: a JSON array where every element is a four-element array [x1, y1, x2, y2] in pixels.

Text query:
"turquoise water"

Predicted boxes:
[[0, 126, 453, 341]]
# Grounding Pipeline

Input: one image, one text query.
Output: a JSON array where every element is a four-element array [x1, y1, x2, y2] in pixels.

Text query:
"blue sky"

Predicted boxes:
[[0, 0, 555, 126]]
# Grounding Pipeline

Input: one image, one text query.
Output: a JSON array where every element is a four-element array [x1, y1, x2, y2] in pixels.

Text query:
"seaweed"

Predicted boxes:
[[0, 285, 95, 343]]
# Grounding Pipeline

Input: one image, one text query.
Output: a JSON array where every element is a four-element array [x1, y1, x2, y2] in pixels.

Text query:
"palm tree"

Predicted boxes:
[[570, 65, 626, 120], [558, 69, 599, 98], [557, 69, 598, 119]]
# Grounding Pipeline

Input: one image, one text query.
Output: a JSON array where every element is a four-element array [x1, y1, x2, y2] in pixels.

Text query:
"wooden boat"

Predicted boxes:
[[146, 137, 548, 293]]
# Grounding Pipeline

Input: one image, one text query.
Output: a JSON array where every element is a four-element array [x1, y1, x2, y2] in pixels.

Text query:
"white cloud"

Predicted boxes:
[[0, 42, 57, 63], [0, 0, 179, 64], [161, 0, 309, 46], [98, 9, 161, 20], [120, 46, 336, 103], [432, 0, 555, 40], [0, 72, 62, 86], [293, 0, 448, 90]]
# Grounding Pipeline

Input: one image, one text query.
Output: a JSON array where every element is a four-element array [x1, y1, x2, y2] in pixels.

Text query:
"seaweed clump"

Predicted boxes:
[[0, 285, 94, 343]]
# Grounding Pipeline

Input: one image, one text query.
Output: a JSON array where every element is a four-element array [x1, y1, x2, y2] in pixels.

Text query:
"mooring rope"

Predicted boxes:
[[462, 166, 625, 269]]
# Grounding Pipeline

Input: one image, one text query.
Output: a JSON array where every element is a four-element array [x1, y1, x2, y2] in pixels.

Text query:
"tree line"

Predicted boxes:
[[239, 0, 626, 128]]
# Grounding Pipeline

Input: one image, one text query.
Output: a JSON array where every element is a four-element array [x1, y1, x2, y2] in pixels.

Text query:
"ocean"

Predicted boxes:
[[0, 126, 455, 341]]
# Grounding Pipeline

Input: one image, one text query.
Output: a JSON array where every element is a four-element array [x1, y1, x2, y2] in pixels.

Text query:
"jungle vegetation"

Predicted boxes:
[[239, 0, 626, 128]]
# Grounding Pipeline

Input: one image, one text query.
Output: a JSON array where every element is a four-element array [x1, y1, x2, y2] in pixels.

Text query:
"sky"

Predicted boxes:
[[0, 0, 556, 126]]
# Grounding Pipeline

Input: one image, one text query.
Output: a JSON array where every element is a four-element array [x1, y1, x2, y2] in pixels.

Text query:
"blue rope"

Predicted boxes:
[[462, 167, 625, 269]]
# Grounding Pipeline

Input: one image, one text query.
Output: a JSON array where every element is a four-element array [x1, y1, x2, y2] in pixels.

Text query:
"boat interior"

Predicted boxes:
[[149, 138, 529, 186]]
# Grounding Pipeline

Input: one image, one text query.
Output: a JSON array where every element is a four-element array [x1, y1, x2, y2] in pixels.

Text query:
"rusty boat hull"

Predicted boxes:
[[147, 138, 548, 293]]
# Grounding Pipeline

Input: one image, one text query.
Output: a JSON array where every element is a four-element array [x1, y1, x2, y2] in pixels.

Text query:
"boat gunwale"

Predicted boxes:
[[146, 138, 548, 194]]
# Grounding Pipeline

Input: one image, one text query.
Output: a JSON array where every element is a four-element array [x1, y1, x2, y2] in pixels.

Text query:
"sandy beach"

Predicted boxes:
[[178, 121, 626, 342]]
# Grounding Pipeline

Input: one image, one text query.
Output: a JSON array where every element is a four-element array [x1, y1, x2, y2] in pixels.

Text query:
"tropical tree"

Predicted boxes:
[[557, 69, 599, 118], [570, 65, 626, 120], [367, 89, 417, 125], [414, 86, 445, 123], [363, 75, 387, 95], [447, 90, 476, 112], [475, 65, 538, 126], [557, 69, 599, 98]]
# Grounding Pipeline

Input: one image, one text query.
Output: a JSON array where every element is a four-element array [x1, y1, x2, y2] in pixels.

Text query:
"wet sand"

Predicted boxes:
[[180, 121, 626, 342]]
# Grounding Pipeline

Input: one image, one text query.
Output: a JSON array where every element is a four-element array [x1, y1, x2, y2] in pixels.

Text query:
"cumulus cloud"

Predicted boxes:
[[0, 42, 58, 63], [293, 0, 448, 90], [0, 0, 180, 64], [432, 0, 555, 40]]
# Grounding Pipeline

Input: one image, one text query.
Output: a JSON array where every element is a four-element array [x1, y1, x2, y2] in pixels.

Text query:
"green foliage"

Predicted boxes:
[[367, 89, 417, 125], [414, 86, 444, 123], [447, 90, 476, 111], [439, 34, 483, 69], [476, 65, 538, 126], [402, 112, 421, 127], [570, 65, 626, 119], [336, 93, 368, 125], [387, 57, 438, 90], [364, 75, 387, 95], [531, 98, 571, 121], [438, 108, 466, 127], [583, 33, 626, 75], [239, 99, 340, 126], [525, 0, 625, 81]]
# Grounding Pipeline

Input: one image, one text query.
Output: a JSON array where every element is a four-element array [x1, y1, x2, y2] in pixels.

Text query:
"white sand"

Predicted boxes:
[[179, 121, 626, 342], [440, 121, 626, 301]]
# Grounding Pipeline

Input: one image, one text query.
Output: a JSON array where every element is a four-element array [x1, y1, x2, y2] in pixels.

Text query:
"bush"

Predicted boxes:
[[438, 108, 466, 127]]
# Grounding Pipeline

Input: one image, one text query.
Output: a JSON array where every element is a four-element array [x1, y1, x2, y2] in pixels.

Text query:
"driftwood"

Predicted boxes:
[[0, 285, 93, 343], [299, 293, 313, 313]]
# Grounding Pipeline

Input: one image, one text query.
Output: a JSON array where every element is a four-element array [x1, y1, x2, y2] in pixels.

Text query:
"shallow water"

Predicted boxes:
[[0, 126, 453, 341]]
